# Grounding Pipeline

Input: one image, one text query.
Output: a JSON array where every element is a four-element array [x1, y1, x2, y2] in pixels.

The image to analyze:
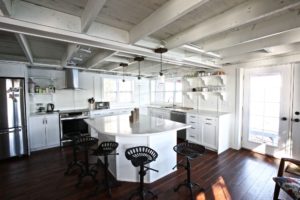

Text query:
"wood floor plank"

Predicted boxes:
[[0, 147, 290, 200]]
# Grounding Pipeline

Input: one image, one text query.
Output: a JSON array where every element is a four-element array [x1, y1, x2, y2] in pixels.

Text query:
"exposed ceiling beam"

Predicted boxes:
[[218, 27, 300, 57], [61, 44, 80, 67], [219, 43, 300, 64], [196, 11, 300, 52], [105, 56, 132, 64], [0, 0, 11, 16], [81, 0, 107, 33], [129, 0, 209, 44], [85, 50, 116, 68], [0, 16, 219, 69], [15, 33, 33, 64], [230, 51, 300, 68], [165, 0, 300, 49], [0, 0, 35, 64]]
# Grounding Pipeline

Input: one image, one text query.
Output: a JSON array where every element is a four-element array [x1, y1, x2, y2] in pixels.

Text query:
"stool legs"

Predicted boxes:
[[95, 155, 120, 197], [174, 158, 204, 200], [129, 164, 157, 200], [65, 144, 83, 175]]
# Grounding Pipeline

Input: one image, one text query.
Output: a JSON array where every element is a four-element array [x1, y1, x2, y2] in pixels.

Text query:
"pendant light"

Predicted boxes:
[[154, 47, 168, 77], [134, 56, 144, 80], [120, 63, 128, 82]]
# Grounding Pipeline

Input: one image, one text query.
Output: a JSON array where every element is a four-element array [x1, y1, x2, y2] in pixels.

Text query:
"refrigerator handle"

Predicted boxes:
[[0, 128, 22, 135]]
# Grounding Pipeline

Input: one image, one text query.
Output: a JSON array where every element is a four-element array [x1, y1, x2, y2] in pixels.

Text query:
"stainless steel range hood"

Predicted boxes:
[[62, 68, 82, 90]]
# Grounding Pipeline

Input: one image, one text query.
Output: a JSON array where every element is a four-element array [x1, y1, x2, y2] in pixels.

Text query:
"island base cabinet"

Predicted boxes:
[[29, 114, 60, 151]]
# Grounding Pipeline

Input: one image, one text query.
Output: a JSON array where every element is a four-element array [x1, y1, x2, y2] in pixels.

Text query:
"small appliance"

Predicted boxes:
[[94, 101, 110, 110], [47, 103, 55, 112]]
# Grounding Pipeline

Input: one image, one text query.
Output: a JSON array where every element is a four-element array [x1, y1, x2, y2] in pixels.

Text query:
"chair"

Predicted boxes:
[[92, 141, 119, 197], [125, 146, 159, 200], [173, 142, 205, 200], [273, 158, 300, 200]]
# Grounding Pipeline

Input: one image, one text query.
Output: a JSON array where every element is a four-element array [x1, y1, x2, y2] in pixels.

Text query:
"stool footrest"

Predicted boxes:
[[144, 166, 159, 173]]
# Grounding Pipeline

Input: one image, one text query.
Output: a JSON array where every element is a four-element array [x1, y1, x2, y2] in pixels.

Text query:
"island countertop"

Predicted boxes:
[[84, 114, 190, 136]]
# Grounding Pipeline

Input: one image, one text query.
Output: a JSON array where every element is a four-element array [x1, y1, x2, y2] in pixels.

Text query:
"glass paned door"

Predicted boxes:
[[242, 65, 292, 158]]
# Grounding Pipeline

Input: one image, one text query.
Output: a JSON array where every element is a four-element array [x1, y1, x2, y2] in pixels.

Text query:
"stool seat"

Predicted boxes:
[[125, 146, 158, 200]]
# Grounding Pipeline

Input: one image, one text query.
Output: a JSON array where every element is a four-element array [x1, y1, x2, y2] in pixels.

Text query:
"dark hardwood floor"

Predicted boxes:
[[0, 147, 291, 200]]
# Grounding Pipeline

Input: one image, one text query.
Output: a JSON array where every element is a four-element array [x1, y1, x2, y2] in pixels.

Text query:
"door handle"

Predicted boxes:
[[292, 118, 300, 122], [281, 117, 287, 121]]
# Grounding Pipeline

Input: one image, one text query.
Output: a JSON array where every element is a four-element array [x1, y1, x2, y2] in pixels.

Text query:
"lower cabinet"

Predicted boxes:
[[186, 113, 230, 154], [29, 113, 60, 151]]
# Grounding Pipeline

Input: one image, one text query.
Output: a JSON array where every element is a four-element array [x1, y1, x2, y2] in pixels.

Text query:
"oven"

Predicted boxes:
[[59, 109, 90, 146]]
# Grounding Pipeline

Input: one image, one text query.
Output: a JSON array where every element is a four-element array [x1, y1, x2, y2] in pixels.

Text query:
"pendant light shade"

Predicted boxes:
[[134, 56, 144, 80], [120, 63, 128, 82], [154, 48, 168, 77]]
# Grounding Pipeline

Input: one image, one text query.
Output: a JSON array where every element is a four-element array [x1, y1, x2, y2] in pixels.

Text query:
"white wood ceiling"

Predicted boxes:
[[0, 0, 300, 77]]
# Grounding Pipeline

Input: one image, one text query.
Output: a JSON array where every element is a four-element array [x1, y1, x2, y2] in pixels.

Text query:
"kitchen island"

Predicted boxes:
[[84, 114, 190, 183]]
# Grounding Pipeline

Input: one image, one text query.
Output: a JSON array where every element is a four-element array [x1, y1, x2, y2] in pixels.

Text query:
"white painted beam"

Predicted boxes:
[[85, 50, 116, 68], [61, 44, 80, 67], [196, 11, 300, 52], [231, 51, 300, 68], [81, 0, 106, 33], [0, 16, 220, 69], [15, 33, 33, 64], [218, 27, 300, 57], [219, 43, 300, 64], [129, 0, 208, 44], [0, 0, 11, 16], [105, 56, 131, 64], [165, 0, 300, 49]]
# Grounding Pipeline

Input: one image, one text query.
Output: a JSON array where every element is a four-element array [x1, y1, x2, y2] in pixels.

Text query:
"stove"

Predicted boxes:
[[59, 109, 90, 146]]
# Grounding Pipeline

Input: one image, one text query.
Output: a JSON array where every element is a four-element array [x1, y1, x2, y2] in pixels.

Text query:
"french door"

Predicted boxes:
[[291, 64, 300, 160], [242, 65, 292, 158]]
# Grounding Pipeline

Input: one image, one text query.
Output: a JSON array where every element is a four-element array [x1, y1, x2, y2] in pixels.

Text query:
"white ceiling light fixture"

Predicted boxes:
[[154, 47, 168, 77], [120, 63, 128, 82], [134, 56, 144, 80]]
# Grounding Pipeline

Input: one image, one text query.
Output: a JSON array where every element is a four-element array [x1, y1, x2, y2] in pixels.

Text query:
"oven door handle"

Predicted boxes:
[[60, 116, 89, 121]]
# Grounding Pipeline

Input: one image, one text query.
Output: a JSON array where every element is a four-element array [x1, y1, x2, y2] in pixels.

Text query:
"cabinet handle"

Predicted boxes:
[[205, 118, 213, 120], [42, 119, 45, 124], [205, 123, 212, 125], [190, 135, 195, 138], [45, 119, 47, 124], [190, 121, 196, 123], [190, 116, 196, 118], [191, 127, 196, 129]]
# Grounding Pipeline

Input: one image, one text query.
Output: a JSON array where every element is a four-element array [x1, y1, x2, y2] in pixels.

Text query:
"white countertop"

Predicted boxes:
[[148, 105, 229, 117], [84, 114, 190, 136]]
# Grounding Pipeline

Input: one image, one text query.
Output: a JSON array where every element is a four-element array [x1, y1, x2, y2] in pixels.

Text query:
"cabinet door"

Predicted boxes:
[[45, 114, 60, 147], [202, 121, 217, 150], [29, 116, 46, 150]]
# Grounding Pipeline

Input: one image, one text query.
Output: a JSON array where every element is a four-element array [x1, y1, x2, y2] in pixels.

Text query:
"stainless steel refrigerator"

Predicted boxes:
[[0, 78, 28, 159]]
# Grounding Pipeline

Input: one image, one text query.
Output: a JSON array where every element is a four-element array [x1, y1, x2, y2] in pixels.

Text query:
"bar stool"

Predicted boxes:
[[76, 136, 99, 186], [92, 141, 119, 197], [173, 142, 205, 200], [125, 146, 159, 200], [64, 134, 83, 175]]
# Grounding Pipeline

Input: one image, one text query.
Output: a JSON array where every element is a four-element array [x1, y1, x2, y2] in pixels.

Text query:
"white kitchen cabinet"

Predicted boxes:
[[186, 113, 230, 154], [29, 113, 60, 151]]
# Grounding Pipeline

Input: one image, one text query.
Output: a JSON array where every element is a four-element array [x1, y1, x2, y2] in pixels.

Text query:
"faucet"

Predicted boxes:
[[167, 96, 176, 108]]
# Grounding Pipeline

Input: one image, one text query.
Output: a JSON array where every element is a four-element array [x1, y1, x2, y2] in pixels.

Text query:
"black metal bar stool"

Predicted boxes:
[[76, 136, 99, 186], [64, 134, 84, 175], [92, 141, 119, 197], [125, 146, 159, 200], [173, 142, 205, 200]]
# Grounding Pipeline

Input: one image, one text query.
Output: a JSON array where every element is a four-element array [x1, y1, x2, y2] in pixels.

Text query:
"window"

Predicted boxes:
[[248, 74, 281, 146], [150, 78, 182, 104], [103, 78, 134, 103]]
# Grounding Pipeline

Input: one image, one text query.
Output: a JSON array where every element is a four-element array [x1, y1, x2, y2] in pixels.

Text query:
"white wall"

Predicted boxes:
[[28, 68, 150, 112]]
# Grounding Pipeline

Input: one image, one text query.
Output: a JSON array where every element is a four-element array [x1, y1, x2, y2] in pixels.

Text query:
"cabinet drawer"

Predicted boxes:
[[203, 117, 217, 125], [187, 114, 198, 122], [187, 131, 198, 142]]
